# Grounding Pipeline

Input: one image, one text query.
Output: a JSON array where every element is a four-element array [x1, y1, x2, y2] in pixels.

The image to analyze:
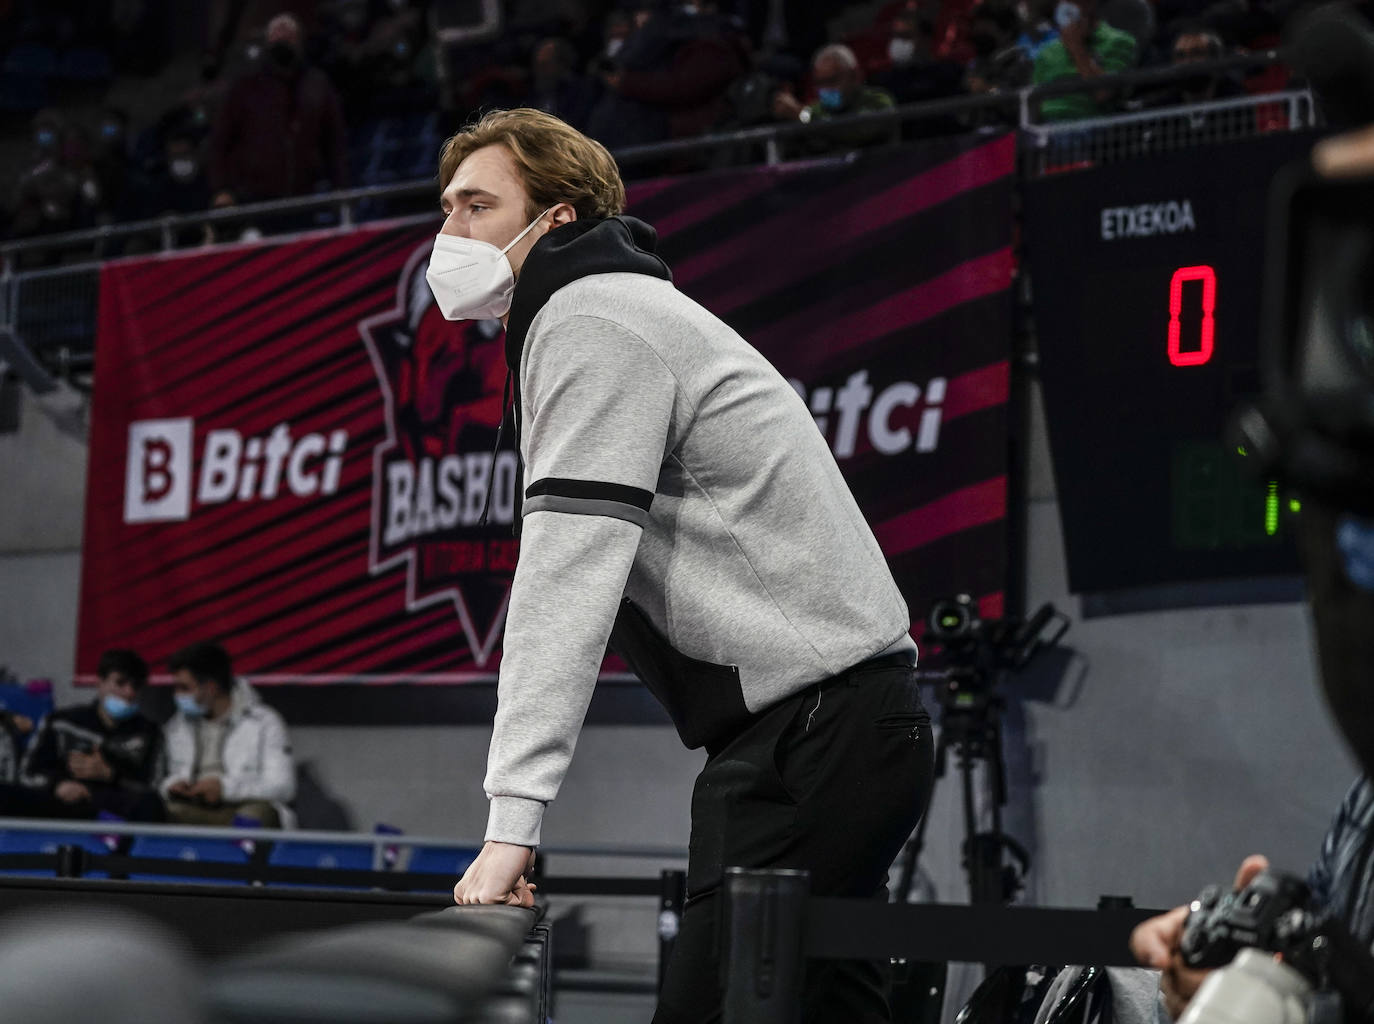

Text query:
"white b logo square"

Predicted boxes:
[[124, 418, 193, 523]]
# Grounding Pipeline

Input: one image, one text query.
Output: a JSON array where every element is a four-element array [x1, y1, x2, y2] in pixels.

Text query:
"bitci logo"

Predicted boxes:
[[124, 418, 193, 522]]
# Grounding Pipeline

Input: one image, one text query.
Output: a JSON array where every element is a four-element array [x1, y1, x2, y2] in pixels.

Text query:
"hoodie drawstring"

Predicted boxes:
[[478, 369, 513, 528]]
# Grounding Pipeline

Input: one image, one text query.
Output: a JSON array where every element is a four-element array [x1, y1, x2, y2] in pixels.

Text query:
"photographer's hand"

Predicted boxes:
[[1130, 854, 1269, 1020], [1313, 126, 1374, 178]]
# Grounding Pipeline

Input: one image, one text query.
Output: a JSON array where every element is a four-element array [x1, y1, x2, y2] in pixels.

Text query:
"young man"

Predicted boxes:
[[161, 641, 295, 828], [433, 108, 934, 1022], [0, 649, 164, 821]]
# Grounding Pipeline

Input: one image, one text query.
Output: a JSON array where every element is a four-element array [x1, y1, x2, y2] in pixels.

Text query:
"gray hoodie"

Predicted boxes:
[[484, 217, 915, 847]]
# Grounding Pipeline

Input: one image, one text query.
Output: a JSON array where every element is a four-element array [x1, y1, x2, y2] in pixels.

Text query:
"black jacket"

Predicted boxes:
[[19, 701, 162, 795]]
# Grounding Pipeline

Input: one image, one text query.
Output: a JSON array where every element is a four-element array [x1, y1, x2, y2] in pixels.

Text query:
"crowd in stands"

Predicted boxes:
[[0, 0, 1328, 244], [0, 643, 296, 830]]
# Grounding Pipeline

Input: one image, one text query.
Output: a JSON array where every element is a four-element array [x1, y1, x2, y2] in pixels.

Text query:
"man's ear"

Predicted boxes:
[[550, 202, 578, 227]]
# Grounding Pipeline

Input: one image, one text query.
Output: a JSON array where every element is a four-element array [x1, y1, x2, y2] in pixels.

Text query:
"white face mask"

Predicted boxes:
[[425, 208, 555, 321], [888, 36, 917, 64]]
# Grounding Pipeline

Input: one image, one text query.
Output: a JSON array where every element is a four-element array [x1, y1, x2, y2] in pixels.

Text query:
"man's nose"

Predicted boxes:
[[439, 211, 469, 238]]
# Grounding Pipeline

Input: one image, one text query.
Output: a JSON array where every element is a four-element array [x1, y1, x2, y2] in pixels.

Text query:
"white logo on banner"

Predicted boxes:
[[788, 370, 946, 458], [124, 418, 193, 522], [123, 419, 348, 523]]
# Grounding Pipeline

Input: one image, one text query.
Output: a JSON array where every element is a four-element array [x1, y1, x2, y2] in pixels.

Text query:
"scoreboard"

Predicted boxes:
[[1024, 131, 1318, 594]]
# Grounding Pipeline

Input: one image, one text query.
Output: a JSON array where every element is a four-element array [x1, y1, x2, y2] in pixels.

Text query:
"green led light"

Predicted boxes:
[[1236, 445, 1249, 457], [1289, 498, 1301, 513], [1265, 481, 1279, 536]]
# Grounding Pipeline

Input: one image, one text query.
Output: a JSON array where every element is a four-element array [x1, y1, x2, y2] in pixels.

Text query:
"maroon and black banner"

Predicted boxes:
[[77, 133, 1015, 685]]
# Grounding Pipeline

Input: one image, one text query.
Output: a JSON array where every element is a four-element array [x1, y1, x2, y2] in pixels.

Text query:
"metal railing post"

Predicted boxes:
[[657, 867, 686, 993], [720, 867, 808, 1024]]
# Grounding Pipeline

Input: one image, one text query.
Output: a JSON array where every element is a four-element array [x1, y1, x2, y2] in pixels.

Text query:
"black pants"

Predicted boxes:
[[0, 782, 166, 823], [654, 660, 935, 1024]]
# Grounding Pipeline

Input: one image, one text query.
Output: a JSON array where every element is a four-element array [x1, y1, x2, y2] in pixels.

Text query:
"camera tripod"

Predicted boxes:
[[894, 601, 1066, 906], [895, 665, 1030, 906]]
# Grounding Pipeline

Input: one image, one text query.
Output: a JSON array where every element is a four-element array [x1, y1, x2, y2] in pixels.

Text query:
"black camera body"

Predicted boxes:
[[1180, 868, 1374, 1021], [1180, 868, 1311, 969]]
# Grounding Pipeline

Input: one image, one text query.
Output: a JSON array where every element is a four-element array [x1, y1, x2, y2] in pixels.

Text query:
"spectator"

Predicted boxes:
[[1164, 27, 1243, 105], [870, 2, 967, 105], [587, 1, 751, 149], [529, 36, 599, 133], [1031, 0, 1137, 122], [133, 131, 214, 249], [90, 107, 144, 225], [207, 12, 349, 208], [0, 650, 164, 822], [0, 710, 34, 784], [161, 641, 295, 828], [965, 3, 1034, 95], [773, 43, 898, 153], [1016, 0, 1061, 60], [10, 112, 83, 248]]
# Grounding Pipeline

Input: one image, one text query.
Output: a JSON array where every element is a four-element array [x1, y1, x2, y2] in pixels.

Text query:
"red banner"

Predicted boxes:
[[77, 134, 1015, 684]]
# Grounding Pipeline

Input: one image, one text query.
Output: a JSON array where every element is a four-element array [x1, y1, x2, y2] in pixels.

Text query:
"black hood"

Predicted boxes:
[[504, 215, 672, 377]]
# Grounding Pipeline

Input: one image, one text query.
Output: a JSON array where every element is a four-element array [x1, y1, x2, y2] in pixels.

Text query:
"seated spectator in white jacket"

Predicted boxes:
[[160, 641, 295, 828]]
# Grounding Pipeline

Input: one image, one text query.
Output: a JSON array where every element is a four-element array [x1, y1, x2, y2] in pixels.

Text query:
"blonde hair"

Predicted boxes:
[[437, 108, 626, 222]]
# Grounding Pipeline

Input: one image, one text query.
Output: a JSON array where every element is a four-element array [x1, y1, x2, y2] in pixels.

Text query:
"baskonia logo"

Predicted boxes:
[[124, 418, 347, 524], [356, 240, 516, 666]]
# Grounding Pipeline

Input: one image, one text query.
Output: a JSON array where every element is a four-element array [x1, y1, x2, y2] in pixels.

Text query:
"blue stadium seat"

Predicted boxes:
[[127, 835, 252, 884], [0, 682, 55, 735], [0, 829, 112, 878], [266, 840, 376, 889], [406, 846, 480, 890]]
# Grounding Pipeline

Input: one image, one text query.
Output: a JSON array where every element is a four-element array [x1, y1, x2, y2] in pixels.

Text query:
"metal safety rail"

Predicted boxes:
[[719, 868, 1163, 1024], [0, 816, 688, 994]]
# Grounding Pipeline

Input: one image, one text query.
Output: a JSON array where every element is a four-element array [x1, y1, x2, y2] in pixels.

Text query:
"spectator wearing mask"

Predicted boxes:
[[137, 132, 214, 248], [207, 12, 349, 208], [1031, 0, 1137, 121], [91, 106, 143, 225], [1016, 0, 1061, 59], [0, 650, 164, 822], [871, 2, 966, 105], [161, 641, 295, 828], [773, 44, 897, 153], [587, 1, 751, 149], [10, 111, 83, 251], [529, 36, 599, 134]]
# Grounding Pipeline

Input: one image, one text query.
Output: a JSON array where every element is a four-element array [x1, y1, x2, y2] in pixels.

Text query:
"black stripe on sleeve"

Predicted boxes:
[[525, 477, 654, 510]]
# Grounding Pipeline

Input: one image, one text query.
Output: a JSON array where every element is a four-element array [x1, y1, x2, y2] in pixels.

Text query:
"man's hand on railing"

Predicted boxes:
[[212, 191, 235, 209], [452, 840, 538, 907]]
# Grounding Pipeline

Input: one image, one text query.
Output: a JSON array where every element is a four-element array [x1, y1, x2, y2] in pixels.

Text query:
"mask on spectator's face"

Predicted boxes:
[[269, 41, 300, 70], [605, 37, 625, 58], [817, 87, 847, 112], [888, 37, 917, 63], [170, 158, 198, 183], [1054, 1, 1081, 28], [102, 694, 138, 722], [175, 693, 206, 718], [426, 208, 555, 321]]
